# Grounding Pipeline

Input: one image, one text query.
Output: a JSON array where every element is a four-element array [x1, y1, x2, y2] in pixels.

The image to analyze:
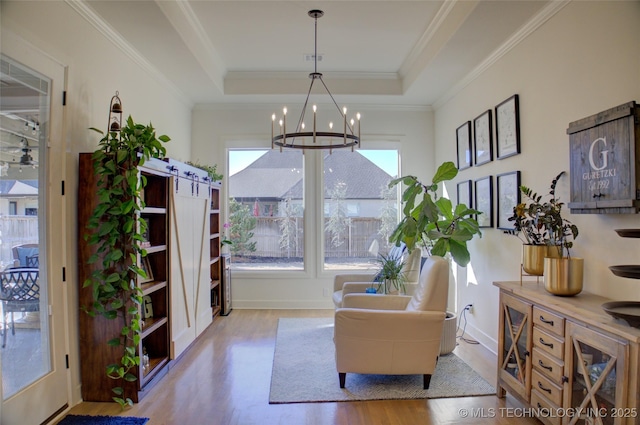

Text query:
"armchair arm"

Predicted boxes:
[[333, 273, 376, 292], [342, 293, 411, 310], [342, 282, 375, 296]]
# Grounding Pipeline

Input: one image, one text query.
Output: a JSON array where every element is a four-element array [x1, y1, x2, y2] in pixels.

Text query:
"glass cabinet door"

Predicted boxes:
[[564, 322, 628, 425], [498, 292, 533, 401]]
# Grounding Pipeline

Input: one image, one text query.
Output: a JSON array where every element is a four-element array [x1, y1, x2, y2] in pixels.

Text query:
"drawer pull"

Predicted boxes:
[[538, 381, 552, 394], [539, 338, 554, 349], [538, 360, 552, 371], [539, 316, 554, 326]]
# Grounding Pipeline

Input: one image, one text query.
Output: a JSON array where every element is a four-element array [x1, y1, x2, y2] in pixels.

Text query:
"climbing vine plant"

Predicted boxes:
[[83, 116, 169, 407]]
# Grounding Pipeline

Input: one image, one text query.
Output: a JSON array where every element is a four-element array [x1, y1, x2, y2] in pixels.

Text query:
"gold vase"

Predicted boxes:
[[543, 257, 584, 296], [522, 245, 562, 276]]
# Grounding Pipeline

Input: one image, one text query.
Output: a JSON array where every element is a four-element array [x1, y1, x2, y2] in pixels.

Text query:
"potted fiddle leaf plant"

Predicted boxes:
[[84, 116, 169, 407], [388, 161, 482, 267], [506, 171, 581, 295]]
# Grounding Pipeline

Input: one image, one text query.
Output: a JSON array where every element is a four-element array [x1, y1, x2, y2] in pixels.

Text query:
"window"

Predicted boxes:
[[9, 201, 17, 215], [227, 147, 399, 272], [228, 149, 304, 271], [323, 149, 399, 270]]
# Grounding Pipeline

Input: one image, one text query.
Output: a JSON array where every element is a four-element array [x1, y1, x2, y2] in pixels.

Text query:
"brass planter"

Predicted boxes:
[[522, 245, 561, 276], [543, 257, 584, 296]]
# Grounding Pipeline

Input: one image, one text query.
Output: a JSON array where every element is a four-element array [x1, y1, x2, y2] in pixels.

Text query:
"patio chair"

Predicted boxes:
[[0, 268, 40, 348]]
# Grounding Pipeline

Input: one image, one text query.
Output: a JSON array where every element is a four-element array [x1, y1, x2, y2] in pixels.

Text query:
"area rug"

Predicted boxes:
[[57, 415, 149, 425], [269, 317, 495, 404]]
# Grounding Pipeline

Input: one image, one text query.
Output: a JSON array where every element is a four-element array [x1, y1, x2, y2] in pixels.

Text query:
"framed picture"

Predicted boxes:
[[456, 121, 472, 170], [496, 171, 521, 230], [457, 180, 473, 208], [140, 256, 154, 283], [474, 176, 493, 228], [495, 94, 521, 159], [473, 110, 493, 166]]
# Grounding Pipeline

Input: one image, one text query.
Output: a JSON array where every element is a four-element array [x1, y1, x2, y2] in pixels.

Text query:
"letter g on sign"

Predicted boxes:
[[589, 137, 609, 171]]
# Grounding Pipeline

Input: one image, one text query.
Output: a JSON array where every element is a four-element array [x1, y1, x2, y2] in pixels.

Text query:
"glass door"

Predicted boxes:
[[565, 322, 628, 425], [0, 47, 68, 424], [498, 292, 532, 401]]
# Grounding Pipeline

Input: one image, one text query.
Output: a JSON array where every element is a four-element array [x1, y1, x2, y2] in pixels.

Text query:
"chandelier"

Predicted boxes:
[[271, 10, 360, 152]]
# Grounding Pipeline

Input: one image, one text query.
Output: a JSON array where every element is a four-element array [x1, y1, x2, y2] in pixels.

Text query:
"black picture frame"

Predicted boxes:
[[496, 171, 521, 230], [473, 110, 493, 166], [495, 94, 521, 159], [456, 121, 472, 170], [457, 180, 473, 208], [474, 176, 493, 228]]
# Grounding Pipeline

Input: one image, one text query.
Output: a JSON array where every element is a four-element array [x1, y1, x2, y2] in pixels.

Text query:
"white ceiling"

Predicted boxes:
[[77, 0, 553, 108]]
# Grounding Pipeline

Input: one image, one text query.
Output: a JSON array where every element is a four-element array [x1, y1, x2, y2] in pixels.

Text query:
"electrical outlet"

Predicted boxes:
[[464, 303, 474, 314]]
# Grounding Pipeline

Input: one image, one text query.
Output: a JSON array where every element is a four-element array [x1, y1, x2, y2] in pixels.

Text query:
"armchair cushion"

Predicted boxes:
[[405, 256, 448, 312]]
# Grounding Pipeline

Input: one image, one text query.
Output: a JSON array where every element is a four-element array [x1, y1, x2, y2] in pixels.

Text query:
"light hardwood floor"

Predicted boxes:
[[63, 310, 539, 425]]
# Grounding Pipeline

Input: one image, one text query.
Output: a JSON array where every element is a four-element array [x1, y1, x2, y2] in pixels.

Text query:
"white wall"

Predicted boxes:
[[191, 105, 434, 308], [2, 0, 194, 407], [434, 1, 640, 351]]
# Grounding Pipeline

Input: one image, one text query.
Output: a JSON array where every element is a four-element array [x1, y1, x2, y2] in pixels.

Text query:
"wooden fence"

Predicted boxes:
[[233, 217, 392, 259], [0, 216, 38, 267]]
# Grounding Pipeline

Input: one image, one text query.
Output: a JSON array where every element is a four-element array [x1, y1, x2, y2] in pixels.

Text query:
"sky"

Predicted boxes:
[[229, 149, 398, 177]]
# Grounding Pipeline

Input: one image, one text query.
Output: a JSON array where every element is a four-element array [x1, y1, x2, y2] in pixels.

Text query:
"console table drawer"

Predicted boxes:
[[533, 327, 564, 359], [532, 347, 564, 382], [533, 306, 564, 337], [532, 369, 563, 406], [530, 390, 562, 425]]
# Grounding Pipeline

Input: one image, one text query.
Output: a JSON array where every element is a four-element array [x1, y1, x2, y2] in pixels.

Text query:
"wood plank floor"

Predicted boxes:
[[63, 309, 539, 425]]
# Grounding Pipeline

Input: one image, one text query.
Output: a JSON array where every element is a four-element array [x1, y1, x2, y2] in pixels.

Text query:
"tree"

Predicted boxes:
[[325, 180, 349, 248], [278, 195, 302, 257], [228, 198, 257, 255], [378, 181, 397, 251]]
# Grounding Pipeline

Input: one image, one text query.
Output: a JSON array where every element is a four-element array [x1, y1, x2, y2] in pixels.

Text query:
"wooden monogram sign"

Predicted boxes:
[[567, 101, 640, 214]]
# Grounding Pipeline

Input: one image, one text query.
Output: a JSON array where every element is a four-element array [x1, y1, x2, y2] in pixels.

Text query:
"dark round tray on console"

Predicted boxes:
[[609, 265, 640, 279], [615, 229, 640, 238], [602, 301, 640, 328]]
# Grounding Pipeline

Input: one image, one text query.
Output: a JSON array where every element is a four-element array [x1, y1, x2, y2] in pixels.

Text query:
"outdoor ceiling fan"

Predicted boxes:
[[0, 138, 39, 169]]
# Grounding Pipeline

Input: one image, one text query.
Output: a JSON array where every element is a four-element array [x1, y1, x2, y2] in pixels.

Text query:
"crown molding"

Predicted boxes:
[[400, 0, 461, 77], [433, 0, 571, 110], [65, 0, 192, 108], [193, 103, 431, 113], [155, 0, 225, 93]]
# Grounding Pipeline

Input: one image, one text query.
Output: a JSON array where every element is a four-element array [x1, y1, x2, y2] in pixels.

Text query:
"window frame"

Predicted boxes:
[[224, 139, 401, 279]]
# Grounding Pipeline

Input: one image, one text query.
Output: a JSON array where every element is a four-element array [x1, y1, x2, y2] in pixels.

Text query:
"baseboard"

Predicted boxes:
[[460, 321, 497, 355], [232, 300, 335, 309]]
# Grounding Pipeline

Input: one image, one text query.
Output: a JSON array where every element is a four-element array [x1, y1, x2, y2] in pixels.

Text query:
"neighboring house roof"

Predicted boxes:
[[230, 151, 303, 199], [0, 180, 38, 196], [229, 150, 395, 200]]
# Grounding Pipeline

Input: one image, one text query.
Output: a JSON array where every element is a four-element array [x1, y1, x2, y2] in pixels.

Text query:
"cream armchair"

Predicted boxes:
[[332, 247, 422, 308], [334, 255, 449, 389]]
